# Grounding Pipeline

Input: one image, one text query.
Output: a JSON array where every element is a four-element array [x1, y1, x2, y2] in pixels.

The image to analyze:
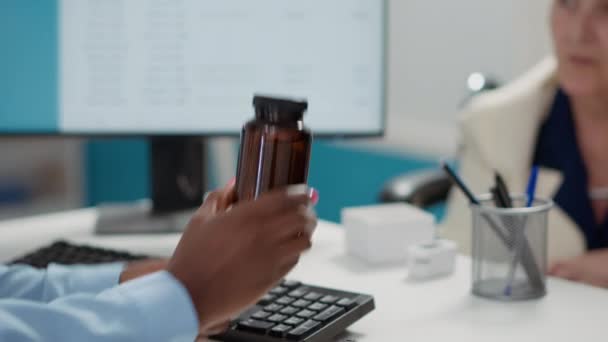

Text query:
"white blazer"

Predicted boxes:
[[441, 57, 587, 263]]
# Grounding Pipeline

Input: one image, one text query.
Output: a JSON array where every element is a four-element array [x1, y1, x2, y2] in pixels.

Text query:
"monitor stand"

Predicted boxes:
[[94, 137, 206, 235]]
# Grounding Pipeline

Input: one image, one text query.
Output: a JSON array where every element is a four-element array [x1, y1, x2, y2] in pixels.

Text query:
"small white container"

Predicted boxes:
[[407, 240, 457, 280], [341, 203, 435, 264]]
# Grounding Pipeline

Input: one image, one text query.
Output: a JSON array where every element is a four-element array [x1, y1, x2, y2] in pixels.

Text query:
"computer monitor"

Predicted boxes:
[[0, 0, 387, 226], [1, 0, 386, 136]]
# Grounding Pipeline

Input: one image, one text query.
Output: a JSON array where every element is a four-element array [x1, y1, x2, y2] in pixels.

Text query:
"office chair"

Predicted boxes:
[[379, 73, 501, 209]]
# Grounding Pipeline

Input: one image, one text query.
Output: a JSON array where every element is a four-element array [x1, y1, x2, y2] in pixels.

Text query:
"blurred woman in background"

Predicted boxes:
[[444, 0, 608, 288]]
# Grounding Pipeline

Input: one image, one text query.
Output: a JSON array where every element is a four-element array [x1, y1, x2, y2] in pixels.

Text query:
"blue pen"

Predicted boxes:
[[526, 166, 540, 207], [504, 165, 541, 296]]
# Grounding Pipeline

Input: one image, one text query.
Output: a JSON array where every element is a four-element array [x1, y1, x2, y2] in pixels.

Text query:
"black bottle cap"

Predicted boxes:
[[253, 95, 308, 123]]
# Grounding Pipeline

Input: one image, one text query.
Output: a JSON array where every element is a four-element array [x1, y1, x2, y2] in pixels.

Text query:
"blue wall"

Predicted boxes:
[[85, 140, 150, 206], [307, 143, 437, 221], [0, 1, 58, 132]]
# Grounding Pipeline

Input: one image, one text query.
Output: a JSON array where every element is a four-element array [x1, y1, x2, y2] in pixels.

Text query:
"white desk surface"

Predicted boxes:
[[0, 208, 606, 342]]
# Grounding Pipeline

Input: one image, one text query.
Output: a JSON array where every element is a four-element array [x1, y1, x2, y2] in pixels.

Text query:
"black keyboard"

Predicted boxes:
[[214, 280, 375, 342], [9, 240, 149, 268], [11, 241, 375, 342]]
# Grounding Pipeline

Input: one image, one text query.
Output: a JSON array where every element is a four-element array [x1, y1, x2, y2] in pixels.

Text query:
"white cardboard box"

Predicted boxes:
[[341, 203, 435, 264]]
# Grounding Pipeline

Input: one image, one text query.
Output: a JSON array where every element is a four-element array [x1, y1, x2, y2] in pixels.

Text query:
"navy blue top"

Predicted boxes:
[[533, 89, 608, 250]]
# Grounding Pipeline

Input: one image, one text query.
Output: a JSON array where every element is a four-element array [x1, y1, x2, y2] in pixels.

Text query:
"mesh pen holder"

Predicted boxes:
[[471, 195, 553, 301]]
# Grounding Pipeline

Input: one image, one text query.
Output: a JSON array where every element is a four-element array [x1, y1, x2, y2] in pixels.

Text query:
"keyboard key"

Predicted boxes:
[[320, 295, 340, 304], [269, 324, 293, 338], [276, 296, 295, 305], [286, 320, 321, 340], [270, 286, 289, 296], [257, 294, 276, 306], [288, 287, 309, 298], [251, 310, 271, 320], [280, 306, 299, 315], [303, 292, 322, 301], [308, 302, 328, 312], [267, 314, 288, 323], [284, 317, 304, 326], [313, 305, 346, 323], [236, 319, 275, 334], [336, 297, 358, 310], [282, 280, 302, 289], [264, 303, 284, 312], [292, 299, 311, 308], [296, 309, 316, 319]]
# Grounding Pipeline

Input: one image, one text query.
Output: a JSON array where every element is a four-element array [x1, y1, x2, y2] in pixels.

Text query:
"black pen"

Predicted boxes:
[[494, 172, 512, 208], [491, 186, 508, 208], [441, 162, 480, 205]]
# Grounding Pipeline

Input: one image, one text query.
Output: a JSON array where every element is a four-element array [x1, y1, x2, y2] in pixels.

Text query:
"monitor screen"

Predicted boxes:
[[0, 0, 386, 136]]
